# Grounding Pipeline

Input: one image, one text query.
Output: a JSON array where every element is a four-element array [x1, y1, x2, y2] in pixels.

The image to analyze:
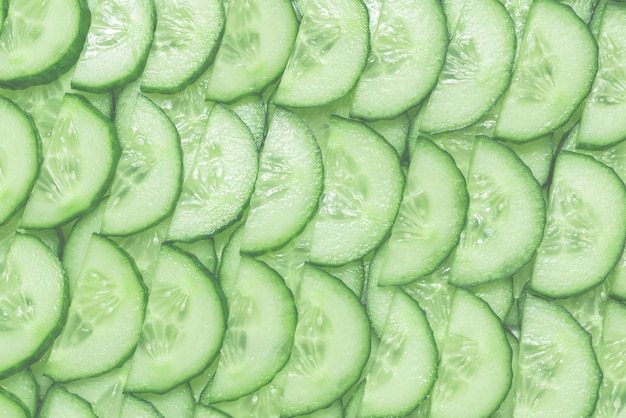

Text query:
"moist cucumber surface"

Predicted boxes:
[[2, 0, 626, 416]]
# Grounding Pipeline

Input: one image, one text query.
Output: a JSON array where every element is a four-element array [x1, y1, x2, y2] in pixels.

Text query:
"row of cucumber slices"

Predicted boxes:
[[1, 0, 626, 417]]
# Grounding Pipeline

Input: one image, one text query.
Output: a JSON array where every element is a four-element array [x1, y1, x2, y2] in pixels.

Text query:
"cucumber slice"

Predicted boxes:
[[173, 237, 218, 274], [380, 138, 468, 285], [167, 104, 258, 241], [71, 0, 157, 93], [0, 0, 6, 34], [531, 152, 626, 298], [357, 289, 438, 417], [145, 73, 214, 181], [0, 96, 40, 224], [367, 113, 409, 160], [0, 389, 28, 418], [125, 246, 226, 393], [610, 248, 626, 301], [203, 256, 296, 403], [273, 0, 369, 107], [309, 116, 404, 266], [429, 288, 512, 418], [577, 1, 626, 150], [349, 0, 448, 120], [140, 0, 225, 94], [0, 0, 90, 88], [0, 233, 67, 378], [492, 332, 519, 418], [39, 385, 97, 418], [61, 202, 104, 290], [278, 264, 370, 416], [45, 234, 147, 382], [298, 400, 343, 417], [21, 93, 119, 229], [502, 134, 554, 186], [211, 383, 282, 417], [0, 369, 37, 418], [240, 107, 323, 255], [515, 294, 602, 417], [62, 365, 129, 418], [322, 259, 365, 298], [470, 276, 514, 321], [206, 0, 298, 102], [418, 0, 516, 133], [136, 383, 195, 418], [102, 92, 183, 236], [595, 298, 626, 417], [121, 394, 164, 418], [226, 94, 266, 149], [194, 404, 230, 418], [450, 137, 545, 286], [494, 0, 598, 142]]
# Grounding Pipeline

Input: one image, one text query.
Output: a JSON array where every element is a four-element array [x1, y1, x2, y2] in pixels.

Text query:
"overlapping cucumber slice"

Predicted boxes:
[[577, 0, 626, 149], [21, 93, 118, 229], [515, 294, 602, 417], [72, 0, 157, 93], [102, 90, 182, 236], [241, 107, 323, 255], [418, 0, 516, 133], [350, 0, 448, 120], [38, 384, 97, 418], [45, 234, 146, 382], [0, 234, 67, 378], [202, 256, 296, 403], [495, 0, 598, 142], [0, 0, 90, 88], [0, 389, 29, 418], [531, 152, 626, 298], [0, 369, 38, 417], [356, 289, 438, 417], [141, 0, 224, 94], [0, 96, 40, 224], [309, 116, 404, 266], [125, 246, 226, 393], [428, 288, 512, 418], [380, 138, 468, 285], [206, 0, 298, 102], [167, 104, 258, 241], [276, 264, 370, 416], [273, 0, 369, 107], [450, 137, 546, 287]]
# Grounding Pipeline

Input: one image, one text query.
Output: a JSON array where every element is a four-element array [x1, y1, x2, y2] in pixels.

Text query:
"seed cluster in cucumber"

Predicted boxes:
[[1, 0, 626, 417]]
